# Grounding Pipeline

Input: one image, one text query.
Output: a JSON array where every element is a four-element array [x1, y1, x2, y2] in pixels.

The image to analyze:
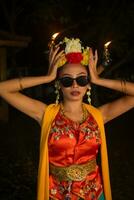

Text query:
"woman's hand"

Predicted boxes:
[[88, 48, 100, 84], [47, 45, 65, 81]]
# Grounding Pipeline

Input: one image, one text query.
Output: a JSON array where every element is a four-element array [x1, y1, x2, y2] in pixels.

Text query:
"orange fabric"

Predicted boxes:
[[37, 103, 112, 200], [49, 110, 102, 199]]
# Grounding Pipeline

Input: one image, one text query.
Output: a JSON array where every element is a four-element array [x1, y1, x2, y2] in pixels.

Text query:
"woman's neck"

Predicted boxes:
[[61, 100, 83, 113]]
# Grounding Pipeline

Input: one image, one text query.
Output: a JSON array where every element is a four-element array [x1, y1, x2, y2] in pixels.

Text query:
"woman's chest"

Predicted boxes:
[[48, 111, 101, 152]]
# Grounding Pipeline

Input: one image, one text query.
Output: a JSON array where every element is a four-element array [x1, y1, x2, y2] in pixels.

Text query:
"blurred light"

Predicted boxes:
[[48, 32, 60, 49], [104, 41, 112, 48], [51, 32, 60, 41], [103, 41, 112, 67]]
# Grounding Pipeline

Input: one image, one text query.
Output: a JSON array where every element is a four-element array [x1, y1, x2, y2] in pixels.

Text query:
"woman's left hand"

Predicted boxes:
[[88, 48, 100, 84]]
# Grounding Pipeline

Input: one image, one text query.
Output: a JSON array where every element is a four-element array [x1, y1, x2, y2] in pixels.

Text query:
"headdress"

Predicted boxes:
[[57, 37, 90, 68]]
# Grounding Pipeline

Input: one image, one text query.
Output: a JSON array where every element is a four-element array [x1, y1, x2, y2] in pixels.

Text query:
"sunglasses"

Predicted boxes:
[[59, 76, 89, 87]]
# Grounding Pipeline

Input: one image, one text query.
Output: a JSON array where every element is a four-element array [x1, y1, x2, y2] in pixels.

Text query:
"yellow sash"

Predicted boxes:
[[37, 103, 112, 200]]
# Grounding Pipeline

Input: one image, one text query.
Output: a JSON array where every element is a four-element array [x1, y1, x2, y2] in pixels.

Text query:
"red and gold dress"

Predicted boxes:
[[48, 109, 104, 200]]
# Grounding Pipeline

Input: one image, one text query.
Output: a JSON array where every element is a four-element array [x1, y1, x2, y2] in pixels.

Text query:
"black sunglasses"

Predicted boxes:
[[59, 76, 89, 87]]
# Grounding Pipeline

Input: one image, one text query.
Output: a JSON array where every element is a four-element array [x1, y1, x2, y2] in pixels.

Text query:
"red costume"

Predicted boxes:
[[37, 104, 112, 200], [49, 109, 103, 199]]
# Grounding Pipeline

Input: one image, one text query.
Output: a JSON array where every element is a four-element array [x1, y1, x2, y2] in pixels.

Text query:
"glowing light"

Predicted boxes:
[[104, 41, 112, 48], [51, 32, 60, 41], [48, 32, 60, 48], [103, 41, 112, 66]]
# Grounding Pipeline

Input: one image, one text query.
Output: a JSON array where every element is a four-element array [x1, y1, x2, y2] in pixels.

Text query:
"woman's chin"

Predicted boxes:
[[65, 95, 83, 102]]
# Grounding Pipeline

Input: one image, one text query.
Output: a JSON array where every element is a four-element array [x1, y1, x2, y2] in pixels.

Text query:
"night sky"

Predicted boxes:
[[0, 0, 134, 200]]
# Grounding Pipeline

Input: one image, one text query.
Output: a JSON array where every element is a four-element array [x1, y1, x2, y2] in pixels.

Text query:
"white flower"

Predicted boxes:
[[64, 37, 82, 54], [57, 37, 90, 67]]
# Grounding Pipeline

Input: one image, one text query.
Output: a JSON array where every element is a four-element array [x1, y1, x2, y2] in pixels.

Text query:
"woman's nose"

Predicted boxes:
[[72, 80, 78, 87]]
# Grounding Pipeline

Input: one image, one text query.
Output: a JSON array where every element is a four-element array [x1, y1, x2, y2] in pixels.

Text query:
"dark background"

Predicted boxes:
[[0, 0, 134, 199]]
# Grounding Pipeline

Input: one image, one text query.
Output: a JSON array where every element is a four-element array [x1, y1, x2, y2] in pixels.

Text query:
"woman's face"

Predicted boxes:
[[58, 63, 90, 102]]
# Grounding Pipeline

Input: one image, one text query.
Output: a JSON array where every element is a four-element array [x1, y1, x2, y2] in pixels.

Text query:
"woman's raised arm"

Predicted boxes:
[[88, 48, 134, 123], [0, 76, 52, 124], [0, 46, 64, 125]]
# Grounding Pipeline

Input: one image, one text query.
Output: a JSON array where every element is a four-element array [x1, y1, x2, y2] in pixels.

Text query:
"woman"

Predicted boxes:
[[0, 37, 134, 200]]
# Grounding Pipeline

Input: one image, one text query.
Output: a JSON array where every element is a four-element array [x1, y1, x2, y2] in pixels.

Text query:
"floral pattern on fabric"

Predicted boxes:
[[48, 109, 103, 200]]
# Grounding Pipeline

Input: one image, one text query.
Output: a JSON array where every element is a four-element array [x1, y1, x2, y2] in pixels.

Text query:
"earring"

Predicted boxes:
[[54, 81, 60, 104], [87, 87, 91, 104]]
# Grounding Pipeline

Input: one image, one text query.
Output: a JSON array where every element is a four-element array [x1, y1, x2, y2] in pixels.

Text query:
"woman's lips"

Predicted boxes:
[[70, 91, 80, 96]]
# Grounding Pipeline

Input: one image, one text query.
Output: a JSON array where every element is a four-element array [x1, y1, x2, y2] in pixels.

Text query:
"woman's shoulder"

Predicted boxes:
[[83, 103, 100, 112], [83, 103, 103, 122]]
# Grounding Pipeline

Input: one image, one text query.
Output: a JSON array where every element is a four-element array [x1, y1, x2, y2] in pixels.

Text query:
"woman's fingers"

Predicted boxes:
[[48, 53, 65, 79], [54, 50, 65, 63], [94, 50, 98, 66], [48, 49, 65, 77], [48, 46, 60, 74], [93, 50, 98, 71], [53, 53, 65, 67], [88, 49, 100, 83], [49, 45, 54, 63], [89, 48, 96, 64], [48, 46, 54, 73], [89, 48, 98, 68], [49, 43, 60, 58], [50, 46, 60, 66], [51, 50, 64, 69]]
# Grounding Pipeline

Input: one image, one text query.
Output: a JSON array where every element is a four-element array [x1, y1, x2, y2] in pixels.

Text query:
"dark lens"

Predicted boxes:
[[59, 77, 73, 87], [76, 76, 89, 86]]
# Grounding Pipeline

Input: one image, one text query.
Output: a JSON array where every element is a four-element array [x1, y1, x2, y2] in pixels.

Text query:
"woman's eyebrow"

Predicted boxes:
[[77, 72, 87, 75], [61, 73, 72, 76]]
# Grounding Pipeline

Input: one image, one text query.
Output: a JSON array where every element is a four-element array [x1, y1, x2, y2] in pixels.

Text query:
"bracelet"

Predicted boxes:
[[19, 77, 23, 91], [121, 79, 126, 94]]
